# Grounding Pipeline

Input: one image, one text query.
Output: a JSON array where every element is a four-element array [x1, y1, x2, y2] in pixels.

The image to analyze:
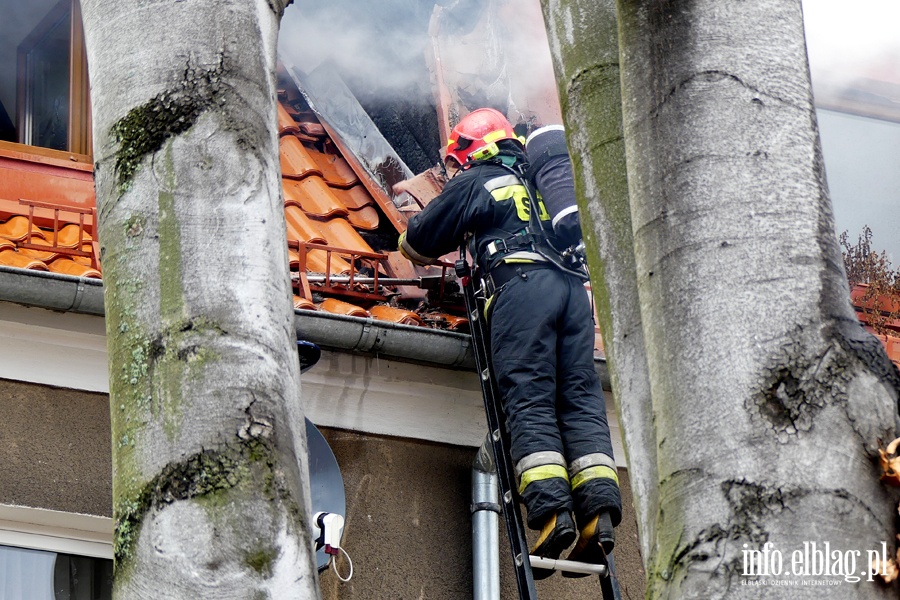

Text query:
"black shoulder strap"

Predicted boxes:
[[524, 134, 569, 184], [492, 162, 590, 282]]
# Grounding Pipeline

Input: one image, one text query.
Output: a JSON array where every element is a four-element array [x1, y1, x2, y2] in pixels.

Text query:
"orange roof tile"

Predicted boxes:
[[305, 249, 353, 275], [306, 146, 359, 188], [345, 205, 380, 231], [293, 295, 317, 311], [280, 136, 323, 180], [48, 258, 101, 278], [0, 247, 50, 271], [285, 177, 349, 219], [284, 204, 328, 245], [369, 305, 423, 326], [319, 298, 369, 317], [312, 217, 374, 256], [47, 223, 93, 249], [331, 184, 375, 211], [19, 246, 62, 263], [277, 102, 302, 137], [0, 215, 47, 243], [289, 246, 353, 275]]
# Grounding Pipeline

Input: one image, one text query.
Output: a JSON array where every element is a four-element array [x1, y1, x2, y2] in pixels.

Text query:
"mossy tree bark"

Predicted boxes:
[[545, 0, 900, 596], [540, 0, 657, 566], [80, 0, 322, 597]]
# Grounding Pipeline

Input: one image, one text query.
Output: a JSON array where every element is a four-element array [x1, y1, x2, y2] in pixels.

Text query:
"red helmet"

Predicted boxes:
[[445, 108, 518, 166]]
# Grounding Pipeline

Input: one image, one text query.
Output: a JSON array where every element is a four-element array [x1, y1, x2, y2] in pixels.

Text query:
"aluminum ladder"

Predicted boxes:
[[456, 254, 622, 600]]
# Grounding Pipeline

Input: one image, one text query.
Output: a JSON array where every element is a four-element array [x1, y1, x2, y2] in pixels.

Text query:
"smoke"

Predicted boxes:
[[278, 0, 439, 100], [277, 0, 562, 169], [278, 0, 561, 124]]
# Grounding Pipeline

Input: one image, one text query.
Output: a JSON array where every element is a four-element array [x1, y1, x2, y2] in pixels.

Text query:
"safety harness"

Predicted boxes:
[[464, 155, 589, 289]]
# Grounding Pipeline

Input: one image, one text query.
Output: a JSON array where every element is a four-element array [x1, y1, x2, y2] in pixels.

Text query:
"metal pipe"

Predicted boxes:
[[472, 439, 500, 600]]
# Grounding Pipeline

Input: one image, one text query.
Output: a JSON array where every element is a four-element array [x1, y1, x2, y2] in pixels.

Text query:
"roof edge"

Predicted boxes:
[[0, 266, 478, 369], [0, 266, 105, 314], [0, 267, 612, 382]]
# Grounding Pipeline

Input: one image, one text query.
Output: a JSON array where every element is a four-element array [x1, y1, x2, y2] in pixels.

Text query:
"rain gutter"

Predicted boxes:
[[0, 266, 105, 315], [0, 266, 476, 369], [0, 267, 613, 380]]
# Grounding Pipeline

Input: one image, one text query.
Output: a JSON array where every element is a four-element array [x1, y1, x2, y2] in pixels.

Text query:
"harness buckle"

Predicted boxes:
[[486, 239, 509, 260]]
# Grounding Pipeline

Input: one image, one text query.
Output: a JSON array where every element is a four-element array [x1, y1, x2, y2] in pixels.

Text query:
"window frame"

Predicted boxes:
[[0, 504, 112, 560], [15, 0, 91, 156]]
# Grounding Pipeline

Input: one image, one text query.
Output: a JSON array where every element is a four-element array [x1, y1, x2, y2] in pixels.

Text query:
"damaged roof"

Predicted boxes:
[[0, 86, 468, 333]]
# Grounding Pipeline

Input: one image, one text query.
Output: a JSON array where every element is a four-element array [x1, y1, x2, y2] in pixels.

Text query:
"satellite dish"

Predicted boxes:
[[306, 417, 346, 572], [298, 339, 346, 571], [297, 340, 322, 373]]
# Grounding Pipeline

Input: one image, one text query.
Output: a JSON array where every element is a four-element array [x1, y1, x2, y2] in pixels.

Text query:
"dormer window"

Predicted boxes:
[[1, 0, 90, 155]]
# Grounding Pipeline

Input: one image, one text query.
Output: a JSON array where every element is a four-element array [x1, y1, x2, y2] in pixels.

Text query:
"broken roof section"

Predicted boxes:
[[0, 77, 468, 332], [287, 65, 420, 221]]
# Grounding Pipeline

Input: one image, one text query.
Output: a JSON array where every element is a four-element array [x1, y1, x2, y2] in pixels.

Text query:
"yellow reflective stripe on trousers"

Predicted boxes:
[[571, 465, 619, 491], [518, 464, 569, 495]]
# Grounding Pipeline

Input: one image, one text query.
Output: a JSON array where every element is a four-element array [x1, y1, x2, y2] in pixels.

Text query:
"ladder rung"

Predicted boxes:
[[529, 555, 608, 577]]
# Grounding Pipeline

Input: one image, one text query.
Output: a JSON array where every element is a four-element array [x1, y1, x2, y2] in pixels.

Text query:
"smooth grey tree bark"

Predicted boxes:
[[540, 0, 658, 567], [546, 0, 900, 597], [80, 0, 322, 597]]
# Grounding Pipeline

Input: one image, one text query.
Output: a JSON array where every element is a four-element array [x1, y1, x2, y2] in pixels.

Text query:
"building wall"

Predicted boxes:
[[322, 429, 646, 600], [0, 378, 111, 516], [0, 378, 645, 598]]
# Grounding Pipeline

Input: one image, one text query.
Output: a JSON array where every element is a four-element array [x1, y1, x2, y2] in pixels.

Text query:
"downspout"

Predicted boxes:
[[471, 438, 500, 600]]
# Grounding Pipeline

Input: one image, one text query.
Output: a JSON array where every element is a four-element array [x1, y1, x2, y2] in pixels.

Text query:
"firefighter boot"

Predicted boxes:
[[563, 511, 615, 578], [529, 511, 576, 580]]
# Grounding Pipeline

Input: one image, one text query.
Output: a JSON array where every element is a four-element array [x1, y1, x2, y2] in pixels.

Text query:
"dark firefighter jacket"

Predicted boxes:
[[399, 146, 547, 272]]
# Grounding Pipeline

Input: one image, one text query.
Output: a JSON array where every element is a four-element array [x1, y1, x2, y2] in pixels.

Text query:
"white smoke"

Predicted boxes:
[[278, 1, 437, 98]]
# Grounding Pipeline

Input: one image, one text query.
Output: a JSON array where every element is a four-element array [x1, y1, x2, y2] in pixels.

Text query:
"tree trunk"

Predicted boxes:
[[80, 0, 322, 597], [540, 0, 657, 567], [550, 0, 900, 596]]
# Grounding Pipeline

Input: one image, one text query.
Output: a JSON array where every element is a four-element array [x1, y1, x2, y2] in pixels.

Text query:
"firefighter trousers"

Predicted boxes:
[[488, 265, 622, 530]]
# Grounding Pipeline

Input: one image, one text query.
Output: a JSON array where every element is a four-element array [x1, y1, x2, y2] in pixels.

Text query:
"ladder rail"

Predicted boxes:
[[457, 255, 538, 600]]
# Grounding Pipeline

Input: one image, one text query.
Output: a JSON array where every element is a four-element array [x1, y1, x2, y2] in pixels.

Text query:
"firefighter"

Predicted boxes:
[[399, 108, 621, 577]]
